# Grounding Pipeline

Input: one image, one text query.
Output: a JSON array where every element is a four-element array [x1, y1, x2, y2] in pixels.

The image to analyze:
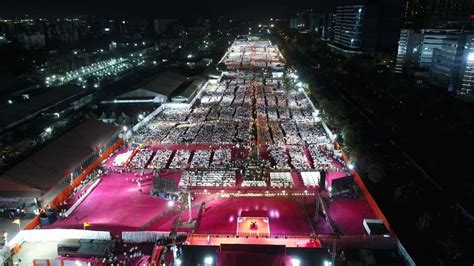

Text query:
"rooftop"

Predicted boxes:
[[0, 119, 119, 197]]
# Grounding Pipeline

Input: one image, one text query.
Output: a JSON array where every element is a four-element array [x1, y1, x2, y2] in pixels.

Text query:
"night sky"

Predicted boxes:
[[0, 0, 356, 18]]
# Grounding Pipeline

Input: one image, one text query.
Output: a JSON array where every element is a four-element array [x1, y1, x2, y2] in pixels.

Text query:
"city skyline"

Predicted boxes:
[[0, 0, 356, 18]]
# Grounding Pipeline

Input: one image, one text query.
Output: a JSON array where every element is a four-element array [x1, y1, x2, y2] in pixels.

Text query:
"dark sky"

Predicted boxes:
[[0, 0, 355, 18]]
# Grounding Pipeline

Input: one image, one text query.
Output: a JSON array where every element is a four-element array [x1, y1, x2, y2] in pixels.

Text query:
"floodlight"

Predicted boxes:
[[204, 256, 213, 265], [291, 258, 301, 266], [468, 52, 474, 62]]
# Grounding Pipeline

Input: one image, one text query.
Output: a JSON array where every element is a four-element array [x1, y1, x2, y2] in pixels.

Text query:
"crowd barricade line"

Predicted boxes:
[[64, 177, 102, 217]]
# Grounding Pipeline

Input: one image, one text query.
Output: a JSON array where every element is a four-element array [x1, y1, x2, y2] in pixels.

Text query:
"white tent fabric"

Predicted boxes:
[[6, 229, 111, 249], [0, 246, 11, 265]]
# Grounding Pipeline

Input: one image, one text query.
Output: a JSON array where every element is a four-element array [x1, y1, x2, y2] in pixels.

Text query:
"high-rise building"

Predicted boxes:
[[296, 10, 316, 33], [403, 0, 472, 28], [153, 19, 177, 35], [17, 32, 45, 49], [332, 5, 366, 53], [459, 36, 474, 95], [314, 12, 335, 40], [329, 1, 401, 57], [395, 28, 474, 95], [289, 18, 298, 30], [0, 35, 7, 46], [289, 10, 316, 33], [430, 35, 469, 91], [395, 29, 463, 73]]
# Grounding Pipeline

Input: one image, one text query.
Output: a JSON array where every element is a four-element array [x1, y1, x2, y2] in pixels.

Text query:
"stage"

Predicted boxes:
[[185, 234, 321, 248], [236, 216, 270, 237]]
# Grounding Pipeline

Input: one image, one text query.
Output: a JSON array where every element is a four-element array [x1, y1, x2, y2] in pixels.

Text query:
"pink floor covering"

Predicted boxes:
[[291, 172, 305, 188], [327, 197, 377, 235], [326, 171, 349, 187], [44, 173, 173, 235], [195, 197, 313, 236]]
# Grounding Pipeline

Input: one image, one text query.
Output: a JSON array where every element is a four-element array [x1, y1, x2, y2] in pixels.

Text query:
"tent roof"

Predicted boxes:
[[0, 119, 119, 196], [141, 72, 187, 97]]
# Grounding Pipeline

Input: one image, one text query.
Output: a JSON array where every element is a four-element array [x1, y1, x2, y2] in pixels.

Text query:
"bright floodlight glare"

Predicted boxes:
[[204, 256, 213, 265], [324, 260, 332, 266], [468, 52, 474, 62], [290, 258, 301, 266], [167, 201, 174, 207], [348, 163, 354, 170], [175, 258, 182, 265], [122, 126, 128, 131]]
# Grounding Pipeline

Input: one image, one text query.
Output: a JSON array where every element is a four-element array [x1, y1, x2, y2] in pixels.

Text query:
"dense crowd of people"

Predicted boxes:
[[119, 40, 348, 188], [180, 171, 236, 187], [270, 172, 294, 188]]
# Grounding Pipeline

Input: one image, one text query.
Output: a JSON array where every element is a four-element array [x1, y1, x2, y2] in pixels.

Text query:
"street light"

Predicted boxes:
[[138, 114, 144, 120], [348, 163, 354, 170], [122, 126, 128, 131], [167, 200, 174, 207], [323, 260, 332, 266], [468, 52, 474, 62]]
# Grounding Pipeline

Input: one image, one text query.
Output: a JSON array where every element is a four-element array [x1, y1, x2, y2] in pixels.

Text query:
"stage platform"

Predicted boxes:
[[185, 234, 321, 248]]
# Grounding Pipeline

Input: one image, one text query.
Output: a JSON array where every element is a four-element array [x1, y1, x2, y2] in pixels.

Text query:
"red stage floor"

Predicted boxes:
[[195, 197, 313, 236], [236, 216, 270, 237]]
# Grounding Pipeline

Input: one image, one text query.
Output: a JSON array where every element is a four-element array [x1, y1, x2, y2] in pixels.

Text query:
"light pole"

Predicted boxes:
[[188, 192, 192, 223]]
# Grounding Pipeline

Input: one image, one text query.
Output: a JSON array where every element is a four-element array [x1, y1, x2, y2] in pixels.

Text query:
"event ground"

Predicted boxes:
[[44, 167, 375, 238]]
